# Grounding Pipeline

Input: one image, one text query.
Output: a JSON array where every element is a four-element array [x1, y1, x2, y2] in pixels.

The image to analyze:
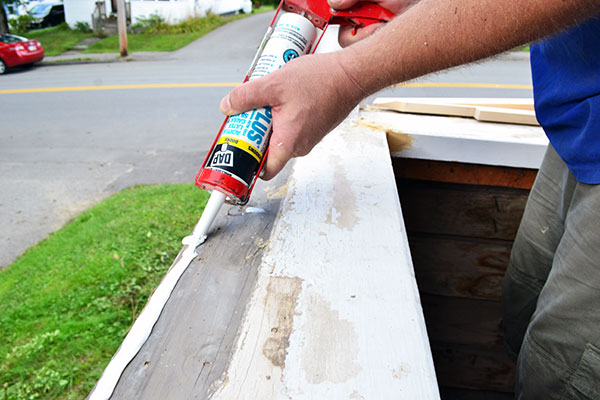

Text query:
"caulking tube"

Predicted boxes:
[[195, 12, 317, 208], [194, 12, 316, 242], [89, 14, 316, 400]]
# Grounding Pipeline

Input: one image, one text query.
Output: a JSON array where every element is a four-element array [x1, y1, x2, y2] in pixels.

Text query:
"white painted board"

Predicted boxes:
[[209, 115, 440, 399], [360, 109, 548, 169]]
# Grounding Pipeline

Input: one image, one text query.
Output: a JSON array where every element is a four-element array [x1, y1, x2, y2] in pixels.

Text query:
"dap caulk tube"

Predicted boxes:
[[193, 12, 317, 243]]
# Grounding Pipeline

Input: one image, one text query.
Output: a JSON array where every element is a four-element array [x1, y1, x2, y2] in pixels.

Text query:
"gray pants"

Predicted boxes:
[[502, 144, 600, 399]]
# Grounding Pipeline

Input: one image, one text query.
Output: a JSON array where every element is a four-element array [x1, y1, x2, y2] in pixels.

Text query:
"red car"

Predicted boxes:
[[0, 34, 44, 74]]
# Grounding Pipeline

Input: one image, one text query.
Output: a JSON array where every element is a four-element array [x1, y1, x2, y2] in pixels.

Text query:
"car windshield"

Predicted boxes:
[[30, 4, 52, 16], [0, 34, 27, 44]]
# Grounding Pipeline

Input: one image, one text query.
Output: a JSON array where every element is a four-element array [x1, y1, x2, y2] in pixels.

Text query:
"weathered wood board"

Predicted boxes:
[[393, 158, 538, 190], [409, 234, 511, 300], [440, 387, 515, 400], [398, 180, 529, 240], [109, 167, 293, 399], [421, 295, 504, 348], [431, 344, 515, 392]]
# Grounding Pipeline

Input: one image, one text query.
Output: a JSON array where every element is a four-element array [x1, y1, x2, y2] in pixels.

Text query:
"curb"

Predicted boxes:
[[40, 56, 130, 66], [40, 51, 168, 66]]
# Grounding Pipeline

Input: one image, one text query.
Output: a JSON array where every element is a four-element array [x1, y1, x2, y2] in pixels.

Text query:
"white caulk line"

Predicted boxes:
[[89, 191, 226, 400]]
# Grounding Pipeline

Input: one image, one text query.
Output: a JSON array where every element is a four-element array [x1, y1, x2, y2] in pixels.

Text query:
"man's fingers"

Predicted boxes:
[[261, 142, 293, 181], [338, 24, 380, 47], [219, 78, 275, 116]]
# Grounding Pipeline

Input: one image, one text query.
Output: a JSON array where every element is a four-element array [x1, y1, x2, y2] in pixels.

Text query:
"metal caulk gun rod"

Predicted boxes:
[[191, 190, 227, 245]]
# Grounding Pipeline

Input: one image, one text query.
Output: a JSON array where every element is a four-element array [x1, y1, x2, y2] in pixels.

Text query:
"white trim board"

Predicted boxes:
[[360, 108, 548, 169], [208, 115, 439, 399]]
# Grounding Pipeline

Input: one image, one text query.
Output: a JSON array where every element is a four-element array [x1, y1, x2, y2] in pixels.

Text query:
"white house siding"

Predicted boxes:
[[64, 0, 111, 28], [63, 0, 252, 28], [130, 0, 197, 24], [130, 0, 252, 24]]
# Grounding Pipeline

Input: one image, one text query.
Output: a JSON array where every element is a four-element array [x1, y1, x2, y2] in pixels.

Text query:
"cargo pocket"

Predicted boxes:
[[562, 343, 600, 400]]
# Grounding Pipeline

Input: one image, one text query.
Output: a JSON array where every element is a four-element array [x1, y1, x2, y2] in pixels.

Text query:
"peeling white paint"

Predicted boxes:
[[209, 113, 439, 399]]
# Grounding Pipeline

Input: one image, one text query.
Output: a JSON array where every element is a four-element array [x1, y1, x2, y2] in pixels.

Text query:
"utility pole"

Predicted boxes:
[[116, 0, 128, 57]]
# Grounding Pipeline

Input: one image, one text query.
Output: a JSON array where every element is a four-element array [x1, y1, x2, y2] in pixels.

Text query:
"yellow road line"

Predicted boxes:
[[0, 82, 533, 95], [396, 82, 532, 89], [0, 83, 241, 94]]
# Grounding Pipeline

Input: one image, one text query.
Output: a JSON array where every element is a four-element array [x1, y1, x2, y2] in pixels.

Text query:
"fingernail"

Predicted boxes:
[[219, 95, 231, 115]]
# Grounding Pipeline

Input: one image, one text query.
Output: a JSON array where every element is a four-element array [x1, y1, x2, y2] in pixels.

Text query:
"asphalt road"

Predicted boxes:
[[0, 11, 534, 268]]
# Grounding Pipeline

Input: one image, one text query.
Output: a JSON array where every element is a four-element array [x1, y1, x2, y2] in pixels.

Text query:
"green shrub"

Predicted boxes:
[[8, 14, 36, 34], [134, 12, 169, 33], [74, 21, 92, 33], [131, 12, 229, 34]]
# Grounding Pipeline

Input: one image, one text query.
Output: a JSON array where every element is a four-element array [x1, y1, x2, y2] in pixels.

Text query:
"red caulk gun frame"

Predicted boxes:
[[195, 0, 394, 206]]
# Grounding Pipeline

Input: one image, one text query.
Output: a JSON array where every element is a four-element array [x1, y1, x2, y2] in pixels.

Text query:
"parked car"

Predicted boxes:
[[28, 2, 65, 29], [0, 34, 45, 74]]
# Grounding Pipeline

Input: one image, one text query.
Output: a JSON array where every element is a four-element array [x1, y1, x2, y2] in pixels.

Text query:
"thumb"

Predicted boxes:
[[328, 0, 360, 10], [219, 78, 274, 115], [261, 141, 293, 181]]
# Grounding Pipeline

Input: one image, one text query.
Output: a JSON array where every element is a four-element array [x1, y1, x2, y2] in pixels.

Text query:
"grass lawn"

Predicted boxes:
[[85, 31, 210, 53], [21, 24, 95, 57], [0, 184, 209, 399]]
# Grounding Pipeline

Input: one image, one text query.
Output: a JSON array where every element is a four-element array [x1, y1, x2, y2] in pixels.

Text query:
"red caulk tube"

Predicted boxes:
[[196, 12, 317, 205]]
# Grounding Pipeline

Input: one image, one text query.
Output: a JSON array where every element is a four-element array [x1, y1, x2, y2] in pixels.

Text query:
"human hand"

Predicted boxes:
[[219, 51, 365, 180], [328, 0, 418, 46]]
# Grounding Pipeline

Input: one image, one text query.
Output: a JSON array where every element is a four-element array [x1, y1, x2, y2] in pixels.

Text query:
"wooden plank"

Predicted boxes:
[[474, 107, 538, 126], [421, 294, 504, 348], [410, 234, 511, 300], [431, 344, 515, 393], [440, 387, 515, 400], [373, 99, 476, 118], [393, 158, 537, 190], [207, 115, 440, 399], [358, 110, 547, 168], [374, 97, 535, 107], [398, 180, 528, 240], [110, 167, 292, 399], [372, 97, 539, 126]]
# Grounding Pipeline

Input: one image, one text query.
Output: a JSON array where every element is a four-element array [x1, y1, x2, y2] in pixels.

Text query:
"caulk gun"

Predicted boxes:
[[192, 0, 394, 244]]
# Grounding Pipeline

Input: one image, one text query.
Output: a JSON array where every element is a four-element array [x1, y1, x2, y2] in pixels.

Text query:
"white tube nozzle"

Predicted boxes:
[[185, 190, 227, 247]]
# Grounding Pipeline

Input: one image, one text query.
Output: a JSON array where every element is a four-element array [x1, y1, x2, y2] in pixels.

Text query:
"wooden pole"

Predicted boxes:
[[117, 0, 128, 57]]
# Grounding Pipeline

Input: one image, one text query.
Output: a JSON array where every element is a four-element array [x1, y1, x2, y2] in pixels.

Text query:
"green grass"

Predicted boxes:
[[21, 24, 95, 57], [85, 31, 210, 53], [0, 184, 209, 399]]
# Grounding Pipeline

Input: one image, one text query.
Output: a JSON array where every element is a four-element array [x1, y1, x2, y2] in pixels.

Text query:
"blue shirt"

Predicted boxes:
[[531, 17, 600, 184]]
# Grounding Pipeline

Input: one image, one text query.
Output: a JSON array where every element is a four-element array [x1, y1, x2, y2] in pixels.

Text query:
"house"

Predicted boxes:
[[63, 0, 252, 29]]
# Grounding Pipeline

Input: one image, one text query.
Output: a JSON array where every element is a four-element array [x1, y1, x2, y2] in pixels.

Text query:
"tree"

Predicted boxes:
[[0, 2, 9, 34], [0, 1, 25, 34]]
